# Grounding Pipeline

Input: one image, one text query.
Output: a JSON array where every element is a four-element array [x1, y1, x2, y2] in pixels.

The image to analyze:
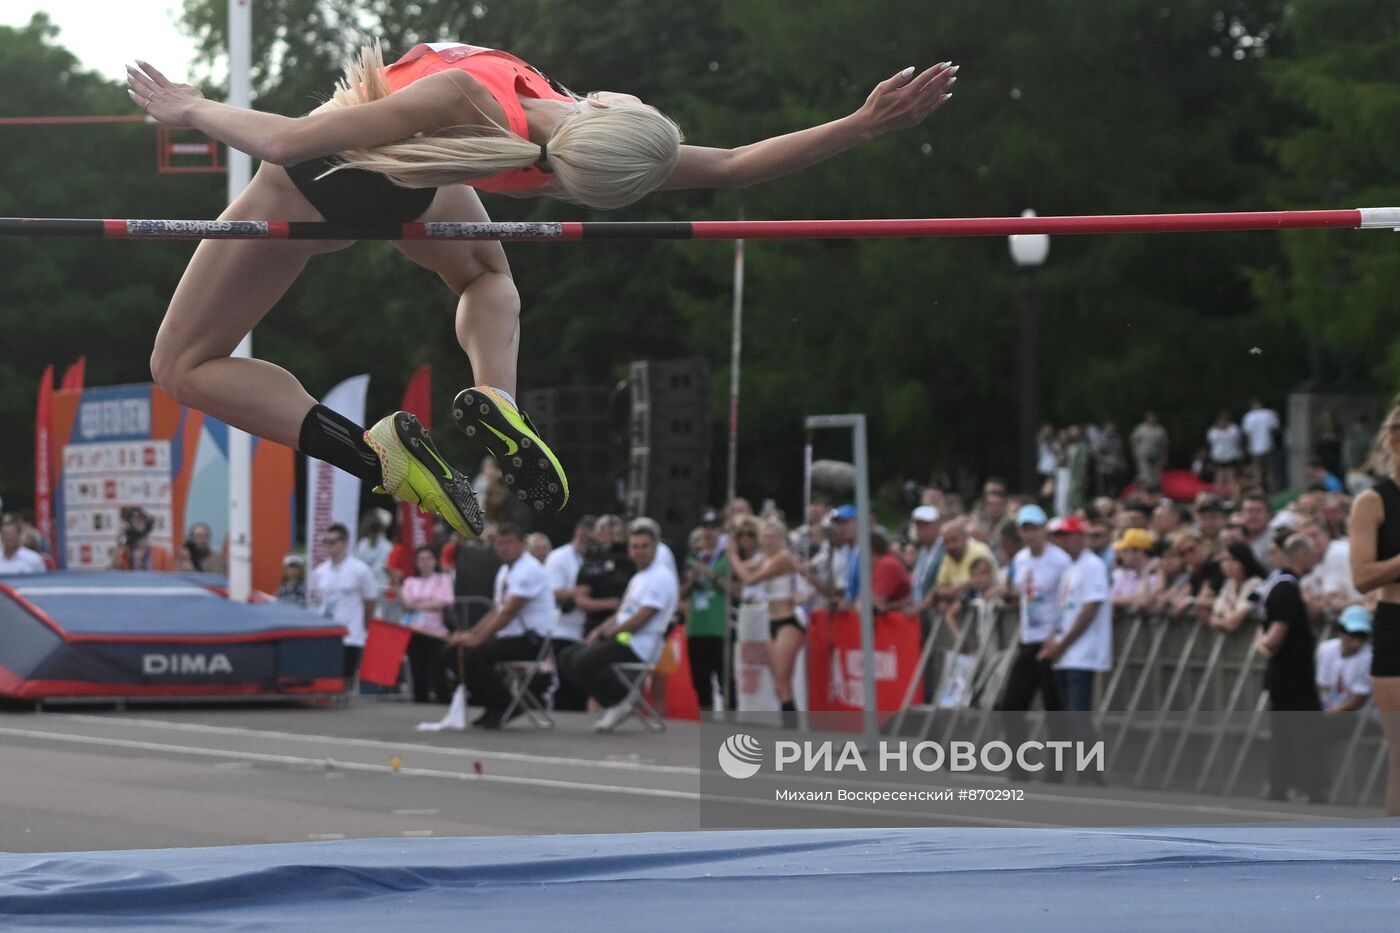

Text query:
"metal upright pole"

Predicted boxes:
[[720, 219, 744, 714], [806, 414, 878, 752], [1018, 269, 1040, 496], [852, 415, 877, 752], [226, 0, 254, 602], [726, 222, 744, 509]]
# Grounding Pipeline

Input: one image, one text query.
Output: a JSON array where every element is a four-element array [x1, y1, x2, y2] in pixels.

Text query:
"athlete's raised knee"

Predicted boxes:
[[149, 345, 183, 401], [149, 343, 206, 405]]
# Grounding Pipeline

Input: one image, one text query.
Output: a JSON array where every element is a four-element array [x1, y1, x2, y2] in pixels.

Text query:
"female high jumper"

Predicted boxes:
[[126, 42, 956, 538]]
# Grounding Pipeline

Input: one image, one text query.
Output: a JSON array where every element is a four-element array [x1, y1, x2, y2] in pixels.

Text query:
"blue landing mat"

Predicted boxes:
[[1, 825, 1398, 930]]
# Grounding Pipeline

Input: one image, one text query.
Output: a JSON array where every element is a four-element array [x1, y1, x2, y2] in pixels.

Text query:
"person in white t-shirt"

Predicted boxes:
[[1040, 515, 1112, 784], [544, 518, 591, 644], [308, 522, 379, 681], [448, 522, 557, 728], [562, 519, 679, 732], [1242, 399, 1281, 492], [1206, 410, 1245, 494], [353, 508, 394, 591], [0, 514, 48, 575], [1316, 605, 1373, 714], [544, 517, 593, 710], [1298, 519, 1360, 615], [996, 505, 1074, 781]]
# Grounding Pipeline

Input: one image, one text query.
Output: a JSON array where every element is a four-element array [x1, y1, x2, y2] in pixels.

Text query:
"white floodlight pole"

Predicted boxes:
[[226, 0, 254, 601]]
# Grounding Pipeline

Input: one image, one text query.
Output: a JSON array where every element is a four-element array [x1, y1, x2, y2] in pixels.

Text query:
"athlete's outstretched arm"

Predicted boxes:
[[660, 62, 955, 191], [126, 61, 493, 165]]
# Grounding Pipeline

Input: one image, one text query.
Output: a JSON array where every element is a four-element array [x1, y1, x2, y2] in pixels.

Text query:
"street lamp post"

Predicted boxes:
[[1009, 209, 1050, 497]]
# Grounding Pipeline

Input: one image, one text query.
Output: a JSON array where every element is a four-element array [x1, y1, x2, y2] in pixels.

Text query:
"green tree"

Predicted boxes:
[[1251, 0, 1400, 392], [0, 15, 224, 509], [2, 2, 1325, 520]]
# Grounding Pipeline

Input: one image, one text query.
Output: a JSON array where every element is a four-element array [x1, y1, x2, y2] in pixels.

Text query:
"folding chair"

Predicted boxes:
[[608, 638, 669, 733], [497, 630, 557, 729]]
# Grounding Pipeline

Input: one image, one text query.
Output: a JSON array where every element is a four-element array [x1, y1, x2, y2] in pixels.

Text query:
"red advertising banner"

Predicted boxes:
[[806, 609, 921, 723], [59, 357, 86, 392], [397, 364, 434, 551], [33, 365, 55, 552]]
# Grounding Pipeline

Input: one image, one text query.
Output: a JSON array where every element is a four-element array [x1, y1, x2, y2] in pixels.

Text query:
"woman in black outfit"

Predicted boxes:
[[1348, 401, 1400, 815]]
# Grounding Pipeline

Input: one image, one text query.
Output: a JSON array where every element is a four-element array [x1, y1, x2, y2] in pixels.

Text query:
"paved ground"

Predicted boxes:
[[0, 699, 1379, 852]]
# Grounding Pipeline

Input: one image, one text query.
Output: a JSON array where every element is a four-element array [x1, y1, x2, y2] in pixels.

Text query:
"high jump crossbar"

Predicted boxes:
[[2, 208, 1399, 242]]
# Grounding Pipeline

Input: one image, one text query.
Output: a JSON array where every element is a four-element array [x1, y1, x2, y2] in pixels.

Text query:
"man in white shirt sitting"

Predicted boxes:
[[1317, 605, 1373, 714], [561, 518, 679, 733], [449, 522, 557, 729], [0, 514, 48, 575]]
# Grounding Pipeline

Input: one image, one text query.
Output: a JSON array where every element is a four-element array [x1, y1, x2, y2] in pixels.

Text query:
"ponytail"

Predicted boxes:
[[321, 43, 681, 209]]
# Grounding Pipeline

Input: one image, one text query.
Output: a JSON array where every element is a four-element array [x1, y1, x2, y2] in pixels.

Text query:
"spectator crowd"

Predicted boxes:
[[2, 400, 1396, 810]]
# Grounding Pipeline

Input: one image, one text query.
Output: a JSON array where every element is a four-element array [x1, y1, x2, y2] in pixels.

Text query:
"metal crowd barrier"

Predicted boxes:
[[888, 601, 1387, 808]]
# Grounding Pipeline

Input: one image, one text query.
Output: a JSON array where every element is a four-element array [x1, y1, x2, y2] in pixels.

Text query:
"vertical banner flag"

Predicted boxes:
[[306, 374, 369, 566], [60, 357, 87, 392], [805, 610, 920, 726], [34, 365, 55, 553], [398, 364, 433, 551]]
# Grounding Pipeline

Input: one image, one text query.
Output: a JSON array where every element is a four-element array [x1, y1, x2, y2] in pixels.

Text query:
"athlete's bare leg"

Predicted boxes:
[[149, 162, 353, 447], [770, 624, 806, 705], [1375, 676, 1400, 815], [391, 184, 519, 395]]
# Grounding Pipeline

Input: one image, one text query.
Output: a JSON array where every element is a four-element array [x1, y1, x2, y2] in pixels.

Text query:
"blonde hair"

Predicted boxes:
[[322, 43, 683, 209], [759, 517, 790, 552], [1369, 398, 1400, 476]]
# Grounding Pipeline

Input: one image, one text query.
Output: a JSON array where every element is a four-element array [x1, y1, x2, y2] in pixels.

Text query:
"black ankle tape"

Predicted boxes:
[[298, 404, 382, 484]]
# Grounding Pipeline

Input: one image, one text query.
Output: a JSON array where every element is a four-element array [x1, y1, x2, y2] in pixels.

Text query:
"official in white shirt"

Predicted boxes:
[[449, 522, 557, 728], [308, 523, 379, 680], [545, 517, 593, 710], [544, 518, 591, 645], [561, 518, 679, 732]]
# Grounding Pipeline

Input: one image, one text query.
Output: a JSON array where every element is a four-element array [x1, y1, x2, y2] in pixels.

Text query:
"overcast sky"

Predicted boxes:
[[4, 2, 206, 84]]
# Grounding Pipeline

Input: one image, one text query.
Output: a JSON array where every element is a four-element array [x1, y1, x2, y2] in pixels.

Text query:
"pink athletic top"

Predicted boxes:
[[384, 42, 572, 194], [399, 572, 454, 638]]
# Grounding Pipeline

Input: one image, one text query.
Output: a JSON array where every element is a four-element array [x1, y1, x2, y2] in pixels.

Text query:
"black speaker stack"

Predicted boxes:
[[520, 385, 621, 544], [626, 358, 712, 549]]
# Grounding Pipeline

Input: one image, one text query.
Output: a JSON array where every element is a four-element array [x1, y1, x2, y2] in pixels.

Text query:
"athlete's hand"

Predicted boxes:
[[127, 60, 203, 126], [854, 62, 957, 136]]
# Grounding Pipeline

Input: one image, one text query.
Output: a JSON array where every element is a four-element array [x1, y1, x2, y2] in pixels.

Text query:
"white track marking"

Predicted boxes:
[[47, 713, 694, 775], [12, 586, 216, 597], [0, 725, 1034, 826], [0, 726, 699, 801], [4, 722, 1324, 825]]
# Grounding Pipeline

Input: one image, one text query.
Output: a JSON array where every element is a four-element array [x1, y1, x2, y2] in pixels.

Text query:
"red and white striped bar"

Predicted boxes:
[[1, 208, 1398, 242]]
